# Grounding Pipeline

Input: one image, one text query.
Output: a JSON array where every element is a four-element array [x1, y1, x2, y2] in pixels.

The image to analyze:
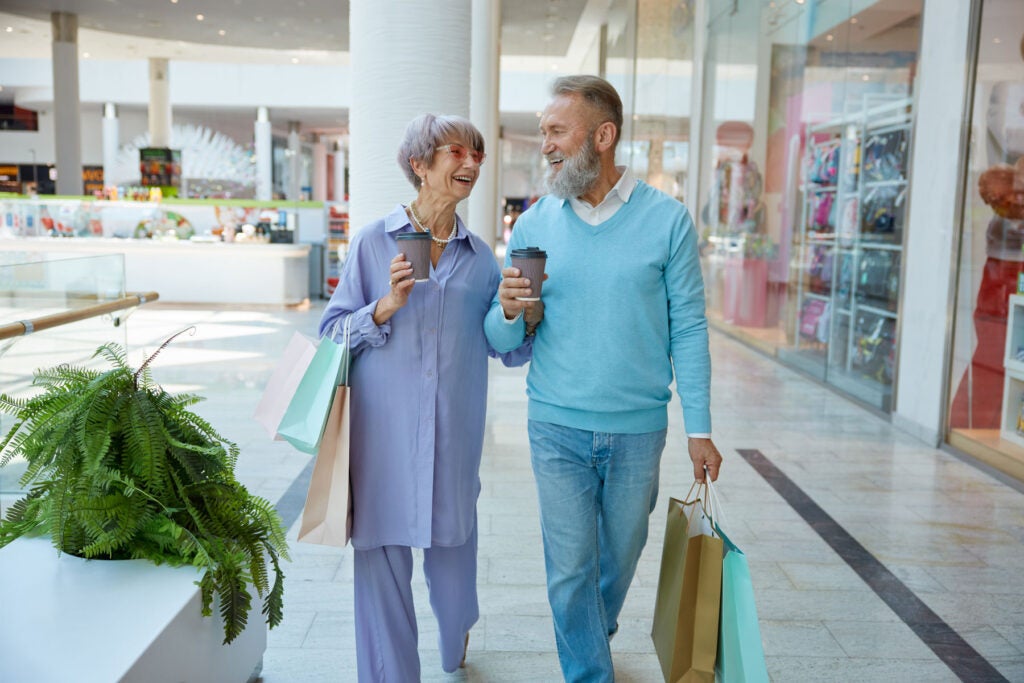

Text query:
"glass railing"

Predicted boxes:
[[0, 252, 129, 499]]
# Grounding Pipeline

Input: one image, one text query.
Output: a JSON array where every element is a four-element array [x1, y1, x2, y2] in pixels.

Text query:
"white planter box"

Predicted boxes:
[[0, 536, 266, 683]]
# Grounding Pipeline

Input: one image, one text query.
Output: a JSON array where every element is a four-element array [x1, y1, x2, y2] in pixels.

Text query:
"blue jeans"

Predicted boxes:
[[528, 420, 666, 683]]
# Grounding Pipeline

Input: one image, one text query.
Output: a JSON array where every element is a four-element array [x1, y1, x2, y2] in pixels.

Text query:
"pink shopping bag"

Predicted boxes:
[[253, 331, 317, 440]]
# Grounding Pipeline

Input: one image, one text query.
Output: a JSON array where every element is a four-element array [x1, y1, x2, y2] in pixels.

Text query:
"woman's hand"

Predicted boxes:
[[372, 253, 415, 324]]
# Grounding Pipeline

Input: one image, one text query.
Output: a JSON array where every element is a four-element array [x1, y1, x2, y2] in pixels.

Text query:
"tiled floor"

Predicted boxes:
[[4, 300, 1024, 682]]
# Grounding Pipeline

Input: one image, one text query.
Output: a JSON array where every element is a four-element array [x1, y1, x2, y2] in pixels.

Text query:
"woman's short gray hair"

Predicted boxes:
[[397, 114, 485, 189]]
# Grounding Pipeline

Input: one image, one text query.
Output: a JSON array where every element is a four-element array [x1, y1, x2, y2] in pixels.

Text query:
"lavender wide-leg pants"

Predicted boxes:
[[353, 525, 478, 682]]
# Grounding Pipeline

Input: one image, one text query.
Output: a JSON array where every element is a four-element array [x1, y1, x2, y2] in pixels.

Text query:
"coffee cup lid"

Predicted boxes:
[[396, 231, 431, 240], [510, 246, 546, 258]]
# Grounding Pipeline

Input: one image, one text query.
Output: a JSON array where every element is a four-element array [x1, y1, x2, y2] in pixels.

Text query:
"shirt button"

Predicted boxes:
[[426, 370, 433, 377]]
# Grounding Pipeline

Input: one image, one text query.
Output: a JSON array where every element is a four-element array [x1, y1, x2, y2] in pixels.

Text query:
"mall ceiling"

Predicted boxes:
[[0, 0, 587, 56], [0, 0, 593, 135]]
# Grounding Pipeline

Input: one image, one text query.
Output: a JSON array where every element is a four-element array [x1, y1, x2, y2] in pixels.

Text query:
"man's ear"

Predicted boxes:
[[594, 121, 618, 153]]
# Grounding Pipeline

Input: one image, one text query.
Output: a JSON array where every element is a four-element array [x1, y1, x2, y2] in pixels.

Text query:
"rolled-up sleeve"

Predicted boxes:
[[319, 226, 392, 353]]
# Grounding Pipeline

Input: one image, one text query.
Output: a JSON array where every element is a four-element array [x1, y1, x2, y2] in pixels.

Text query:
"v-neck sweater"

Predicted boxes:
[[485, 181, 712, 434]]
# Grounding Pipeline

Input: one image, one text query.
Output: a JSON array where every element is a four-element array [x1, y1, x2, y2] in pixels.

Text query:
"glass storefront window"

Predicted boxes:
[[697, 0, 921, 412], [497, 0, 697, 245], [948, 0, 1024, 461]]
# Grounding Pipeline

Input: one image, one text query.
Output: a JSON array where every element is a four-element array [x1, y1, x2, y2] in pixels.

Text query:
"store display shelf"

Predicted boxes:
[[863, 178, 907, 189], [858, 241, 902, 251], [791, 94, 910, 411], [856, 303, 898, 319]]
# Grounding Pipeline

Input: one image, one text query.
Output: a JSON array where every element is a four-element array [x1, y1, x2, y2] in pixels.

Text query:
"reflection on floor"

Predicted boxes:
[[3, 301, 1024, 682]]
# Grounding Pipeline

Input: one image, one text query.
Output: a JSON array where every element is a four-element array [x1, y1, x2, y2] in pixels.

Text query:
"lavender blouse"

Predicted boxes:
[[319, 205, 532, 550]]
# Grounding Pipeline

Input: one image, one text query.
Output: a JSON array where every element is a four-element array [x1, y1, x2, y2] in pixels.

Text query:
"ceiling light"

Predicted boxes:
[[826, 34, 834, 41], [291, 57, 299, 64], [632, 115, 639, 121], [83, 52, 90, 58], [196, 14, 204, 21], [4, 27, 12, 33], [218, 29, 226, 36], [862, 74, 870, 81], [850, 17, 858, 24], [170, 0, 178, 3], [795, 0, 805, 4], [993, 37, 1001, 44], [0, 86, 4, 92], [536, 112, 542, 118]]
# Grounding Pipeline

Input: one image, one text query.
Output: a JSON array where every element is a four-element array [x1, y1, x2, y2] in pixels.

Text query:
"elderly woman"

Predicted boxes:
[[319, 114, 539, 681]]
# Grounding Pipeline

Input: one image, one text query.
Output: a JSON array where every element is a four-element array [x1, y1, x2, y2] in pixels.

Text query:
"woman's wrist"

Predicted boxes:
[[372, 295, 397, 325]]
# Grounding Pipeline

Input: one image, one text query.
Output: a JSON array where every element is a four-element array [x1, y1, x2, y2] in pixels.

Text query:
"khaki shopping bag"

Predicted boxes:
[[297, 384, 353, 547], [652, 494, 724, 683]]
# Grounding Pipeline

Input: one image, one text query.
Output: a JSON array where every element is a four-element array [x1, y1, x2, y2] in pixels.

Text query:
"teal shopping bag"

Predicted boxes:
[[276, 326, 349, 454], [713, 524, 769, 683]]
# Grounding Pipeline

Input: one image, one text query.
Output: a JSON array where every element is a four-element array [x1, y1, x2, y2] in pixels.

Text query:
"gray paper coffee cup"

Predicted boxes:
[[396, 232, 431, 282], [510, 246, 547, 301]]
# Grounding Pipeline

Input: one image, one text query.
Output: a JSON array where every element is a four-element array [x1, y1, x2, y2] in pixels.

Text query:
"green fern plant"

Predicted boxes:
[[0, 330, 289, 644]]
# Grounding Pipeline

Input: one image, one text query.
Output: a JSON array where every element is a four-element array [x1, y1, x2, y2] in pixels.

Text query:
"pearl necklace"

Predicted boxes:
[[409, 202, 457, 246]]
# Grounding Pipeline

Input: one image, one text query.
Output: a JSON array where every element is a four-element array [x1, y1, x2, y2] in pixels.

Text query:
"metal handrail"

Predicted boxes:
[[0, 291, 160, 341]]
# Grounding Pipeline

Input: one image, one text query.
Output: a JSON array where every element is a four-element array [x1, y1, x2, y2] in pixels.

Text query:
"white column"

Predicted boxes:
[[51, 12, 82, 196], [312, 135, 328, 202], [254, 106, 272, 201], [148, 58, 172, 148], [892, 0, 975, 445], [686, 0, 708, 213], [333, 138, 347, 203], [287, 121, 301, 200], [349, 0, 471, 233], [468, 0, 500, 251], [102, 103, 118, 187]]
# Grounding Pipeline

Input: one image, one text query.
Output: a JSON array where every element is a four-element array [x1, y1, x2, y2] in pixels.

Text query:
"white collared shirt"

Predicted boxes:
[[564, 165, 637, 225]]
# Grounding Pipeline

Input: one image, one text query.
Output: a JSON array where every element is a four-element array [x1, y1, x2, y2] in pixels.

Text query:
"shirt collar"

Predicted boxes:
[[558, 165, 637, 209], [384, 204, 479, 253]]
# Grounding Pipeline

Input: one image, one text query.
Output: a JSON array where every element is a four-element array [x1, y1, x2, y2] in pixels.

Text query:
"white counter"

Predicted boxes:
[[0, 237, 310, 305]]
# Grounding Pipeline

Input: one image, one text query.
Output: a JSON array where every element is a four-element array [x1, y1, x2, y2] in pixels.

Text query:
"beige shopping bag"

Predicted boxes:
[[652, 493, 724, 683], [297, 384, 352, 547]]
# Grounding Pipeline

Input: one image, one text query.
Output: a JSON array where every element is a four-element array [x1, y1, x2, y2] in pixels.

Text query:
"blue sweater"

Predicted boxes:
[[484, 181, 712, 434]]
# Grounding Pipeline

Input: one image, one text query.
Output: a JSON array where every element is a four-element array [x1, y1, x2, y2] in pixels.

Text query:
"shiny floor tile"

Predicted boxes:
[[5, 300, 1023, 682]]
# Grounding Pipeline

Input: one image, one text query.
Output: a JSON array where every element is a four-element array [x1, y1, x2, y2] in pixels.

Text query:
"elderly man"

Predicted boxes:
[[484, 74, 722, 682]]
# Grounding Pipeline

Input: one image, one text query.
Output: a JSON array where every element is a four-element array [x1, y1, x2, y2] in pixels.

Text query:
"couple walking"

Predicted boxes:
[[319, 74, 722, 682]]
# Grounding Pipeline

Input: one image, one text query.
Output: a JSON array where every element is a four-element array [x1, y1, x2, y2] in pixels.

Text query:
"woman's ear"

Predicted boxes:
[[594, 121, 618, 153], [409, 156, 428, 182]]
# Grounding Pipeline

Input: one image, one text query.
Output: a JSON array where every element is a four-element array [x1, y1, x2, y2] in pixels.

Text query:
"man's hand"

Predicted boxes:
[[498, 266, 544, 320], [688, 437, 722, 482]]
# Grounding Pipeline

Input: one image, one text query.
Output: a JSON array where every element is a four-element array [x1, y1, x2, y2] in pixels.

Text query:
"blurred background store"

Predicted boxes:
[[1, 0, 1022, 482]]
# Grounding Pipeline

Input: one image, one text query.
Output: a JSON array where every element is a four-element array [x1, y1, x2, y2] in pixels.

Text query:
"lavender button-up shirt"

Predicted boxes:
[[319, 205, 532, 550]]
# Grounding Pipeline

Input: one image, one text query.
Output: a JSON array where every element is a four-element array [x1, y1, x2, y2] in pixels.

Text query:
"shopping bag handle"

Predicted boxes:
[[339, 315, 353, 387], [704, 466, 730, 537], [681, 479, 717, 538]]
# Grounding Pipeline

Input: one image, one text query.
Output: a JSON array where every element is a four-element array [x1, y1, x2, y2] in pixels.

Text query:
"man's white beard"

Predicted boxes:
[[545, 135, 600, 199]]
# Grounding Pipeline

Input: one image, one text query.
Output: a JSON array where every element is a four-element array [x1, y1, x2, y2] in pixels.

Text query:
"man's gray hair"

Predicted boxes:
[[397, 114, 485, 189], [551, 75, 623, 146]]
